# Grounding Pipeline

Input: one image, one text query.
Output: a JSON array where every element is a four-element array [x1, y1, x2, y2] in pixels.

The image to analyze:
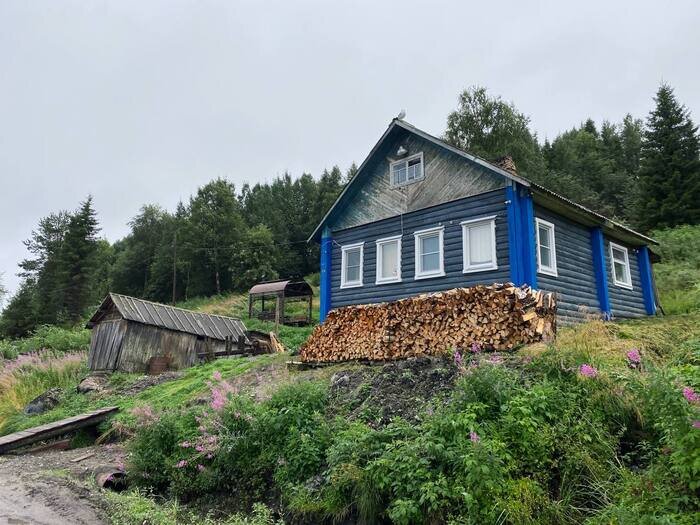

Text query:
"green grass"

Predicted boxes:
[[105, 490, 282, 525], [0, 353, 285, 436], [0, 325, 90, 359], [176, 283, 320, 352], [652, 224, 700, 315]]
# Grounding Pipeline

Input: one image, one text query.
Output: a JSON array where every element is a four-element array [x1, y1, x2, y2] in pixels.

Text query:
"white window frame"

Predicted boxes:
[[340, 242, 364, 289], [535, 218, 558, 277], [390, 152, 424, 187], [461, 215, 498, 273], [375, 235, 402, 285], [414, 226, 445, 280], [609, 241, 633, 290]]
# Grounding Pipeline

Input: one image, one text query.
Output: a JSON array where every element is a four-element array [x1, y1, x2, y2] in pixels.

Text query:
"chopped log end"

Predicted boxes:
[[300, 283, 557, 363]]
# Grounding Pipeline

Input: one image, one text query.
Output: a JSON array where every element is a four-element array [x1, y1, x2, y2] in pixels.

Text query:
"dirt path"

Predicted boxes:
[[0, 445, 124, 525]]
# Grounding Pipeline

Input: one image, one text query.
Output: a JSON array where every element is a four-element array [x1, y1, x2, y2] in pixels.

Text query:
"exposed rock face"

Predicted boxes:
[[24, 388, 62, 415], [76, 375, 109, 394]]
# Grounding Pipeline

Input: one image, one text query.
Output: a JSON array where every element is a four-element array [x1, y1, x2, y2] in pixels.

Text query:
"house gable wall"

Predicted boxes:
[[331, 129, 506, 232]]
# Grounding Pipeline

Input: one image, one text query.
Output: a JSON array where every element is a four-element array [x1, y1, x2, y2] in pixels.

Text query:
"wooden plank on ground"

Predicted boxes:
[[0, 406, 119, 454]]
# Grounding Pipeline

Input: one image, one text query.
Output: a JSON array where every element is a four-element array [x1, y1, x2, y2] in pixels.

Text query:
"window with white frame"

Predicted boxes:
[[414, 226, 444, 279], [340, 242, 364, 288], [535, 218, 558, 276], [390, 153, 424, 186], [461, 216, 497, 273], [375, 235, 402, 284], [609, 242, 632, 289]]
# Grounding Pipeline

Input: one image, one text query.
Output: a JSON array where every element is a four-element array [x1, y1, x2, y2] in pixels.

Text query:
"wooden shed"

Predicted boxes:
[[86, 293, 249, 373], [248, 280, 314, 326]]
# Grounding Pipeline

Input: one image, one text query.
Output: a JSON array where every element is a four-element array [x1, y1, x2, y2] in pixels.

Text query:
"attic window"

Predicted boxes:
[[390, 153, 424, 186]]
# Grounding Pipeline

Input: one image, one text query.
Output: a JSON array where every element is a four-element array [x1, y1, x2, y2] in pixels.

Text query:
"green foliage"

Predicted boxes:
[[652, 224, 700, 314], [119, 314, 700, 524], [636, 84, 700, 231], [444, 86, 546, 181], [106, 490, 283, 525]]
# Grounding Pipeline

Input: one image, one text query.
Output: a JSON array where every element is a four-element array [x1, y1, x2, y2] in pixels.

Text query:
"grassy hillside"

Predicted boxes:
[[1, 229, 700, 524]]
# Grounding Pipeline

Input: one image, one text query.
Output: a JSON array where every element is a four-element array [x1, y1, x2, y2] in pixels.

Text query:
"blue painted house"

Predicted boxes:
[[309, 118, 658, 324]]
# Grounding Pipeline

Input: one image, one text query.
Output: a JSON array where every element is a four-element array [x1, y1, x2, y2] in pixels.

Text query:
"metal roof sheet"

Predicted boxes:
[[87, 293, 248, 341]]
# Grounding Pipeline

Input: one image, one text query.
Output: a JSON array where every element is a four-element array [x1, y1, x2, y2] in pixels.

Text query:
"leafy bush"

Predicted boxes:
[[124, 318, 700, 524], [0, 325, 90, 359], [652, 224, 700, 314]]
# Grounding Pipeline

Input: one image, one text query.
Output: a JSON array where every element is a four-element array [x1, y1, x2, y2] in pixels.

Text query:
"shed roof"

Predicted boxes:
[[249, 279, 314, 297], [309, 118, 656, 246], [86, 293, 248, 341]]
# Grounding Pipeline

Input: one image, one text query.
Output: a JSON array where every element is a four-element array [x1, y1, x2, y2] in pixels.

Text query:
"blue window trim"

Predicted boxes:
[[590, 227, 612, 319], [320, 227, 332, 322], [637, 246, 657, 315]]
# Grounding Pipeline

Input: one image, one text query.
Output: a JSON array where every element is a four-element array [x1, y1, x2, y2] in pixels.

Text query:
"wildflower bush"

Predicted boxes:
[[126, 333, 700, 524]]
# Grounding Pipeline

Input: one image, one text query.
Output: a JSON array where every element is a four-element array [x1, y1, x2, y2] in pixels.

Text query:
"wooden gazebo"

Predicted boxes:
[[248, 280, 314, 326]]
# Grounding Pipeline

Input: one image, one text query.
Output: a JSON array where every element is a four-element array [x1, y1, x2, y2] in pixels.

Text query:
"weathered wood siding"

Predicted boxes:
[[604, 237, 647, 319], [533, 207, 601, 323], [332, 128, 505, 231], [115, 322, 200, 373], [331, 189, 510, 308], [88, 319, 128, 371]]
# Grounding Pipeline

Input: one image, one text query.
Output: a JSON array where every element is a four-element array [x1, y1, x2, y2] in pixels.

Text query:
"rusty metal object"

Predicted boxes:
[[148, 356, 170, 375]]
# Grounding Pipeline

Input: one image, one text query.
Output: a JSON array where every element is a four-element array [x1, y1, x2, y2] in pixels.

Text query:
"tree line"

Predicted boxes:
[[1, 83, 699, 338]]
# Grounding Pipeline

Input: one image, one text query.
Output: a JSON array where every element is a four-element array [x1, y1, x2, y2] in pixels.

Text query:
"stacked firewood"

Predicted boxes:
[[300, 283, 556, 363]]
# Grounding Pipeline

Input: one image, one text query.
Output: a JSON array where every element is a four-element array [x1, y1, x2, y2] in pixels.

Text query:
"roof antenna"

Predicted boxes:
[[397, 109, 406, 120]]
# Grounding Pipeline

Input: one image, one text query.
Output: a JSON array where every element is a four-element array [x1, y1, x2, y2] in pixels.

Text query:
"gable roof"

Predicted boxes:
[[86, 293, 248, 341], [309, 118, 656, 246]]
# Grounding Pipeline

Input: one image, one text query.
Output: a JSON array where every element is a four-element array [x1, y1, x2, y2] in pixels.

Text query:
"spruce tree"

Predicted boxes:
[[636, 84, 700, 230], [58, 196, 100, 323]]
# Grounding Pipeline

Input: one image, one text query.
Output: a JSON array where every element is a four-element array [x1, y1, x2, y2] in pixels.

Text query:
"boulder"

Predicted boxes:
[[77, 374, 109, 394], [24, 387, 62, 415]]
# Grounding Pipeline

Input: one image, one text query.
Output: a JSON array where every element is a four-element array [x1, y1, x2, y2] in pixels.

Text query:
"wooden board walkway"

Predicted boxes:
[[0, 406, 119, 454]]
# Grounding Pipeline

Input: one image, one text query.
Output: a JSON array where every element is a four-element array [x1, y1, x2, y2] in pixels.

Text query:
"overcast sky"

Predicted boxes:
[[1, 0, 699, 298]]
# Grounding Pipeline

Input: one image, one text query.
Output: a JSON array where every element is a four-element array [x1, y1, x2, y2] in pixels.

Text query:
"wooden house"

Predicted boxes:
[[309, 118, 659, 324], [86, 293, 248, 373]]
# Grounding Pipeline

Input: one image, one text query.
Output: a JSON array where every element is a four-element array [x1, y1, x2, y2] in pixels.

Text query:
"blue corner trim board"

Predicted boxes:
[[637, 246, 657, 315], [506, 185, 523, 285], [506, 183, 537, 288], [590, 227, 612, 319], [519, 188, 538, 289], [319, 227, 332, 322]]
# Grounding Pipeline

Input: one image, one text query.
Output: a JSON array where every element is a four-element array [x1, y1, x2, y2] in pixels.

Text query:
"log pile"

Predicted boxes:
[[300, 283, 556, 363]]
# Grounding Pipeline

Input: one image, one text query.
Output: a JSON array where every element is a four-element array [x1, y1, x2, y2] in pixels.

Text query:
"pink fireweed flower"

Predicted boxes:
[[682, 387, 699, 403], [626, 349, 641, 364], [470, 342, 482, 354], [212, 370, 223, 382], [195, 444, 205, 452], [197, 464, 206, 472], [579, 364, 598, 378], [469, 431, 480, 443], [180, 441, 191, 448], [487, 355, 503, 365], [175, 460, 188, 468], [453, 349, 463, 367], [210, 388, 226, 411], [692, 420, 700, 429]]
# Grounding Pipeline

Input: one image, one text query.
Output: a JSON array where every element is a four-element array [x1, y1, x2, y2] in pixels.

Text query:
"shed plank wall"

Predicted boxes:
[[88, 319, 128, 371], [115, 323, 199, 373], [534, 207, 601, 323], [331, 189, 510, 308], [333, 130, 505, 231], [605, 238, 647, 318]]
